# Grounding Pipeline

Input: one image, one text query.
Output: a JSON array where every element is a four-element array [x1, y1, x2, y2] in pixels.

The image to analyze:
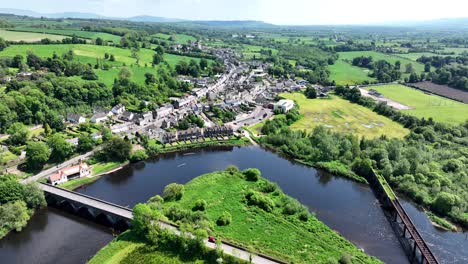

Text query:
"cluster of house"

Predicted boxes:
[[48, 163, 90, 185], [161, 125, 234, 144]]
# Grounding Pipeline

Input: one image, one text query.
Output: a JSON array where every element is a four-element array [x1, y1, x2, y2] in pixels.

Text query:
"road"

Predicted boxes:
[[158, 222, 281, 264], [22, 149, 97, 184]]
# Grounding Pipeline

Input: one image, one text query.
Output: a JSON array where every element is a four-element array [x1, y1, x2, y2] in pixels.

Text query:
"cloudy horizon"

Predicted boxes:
[[2, 0, 468, 25]]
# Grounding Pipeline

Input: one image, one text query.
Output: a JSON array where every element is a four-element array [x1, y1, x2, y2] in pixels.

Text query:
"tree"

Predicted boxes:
[[95, 37, 103, 46], [408, 72, 420, 83], [394, 61, 401, 70], [0, 37, 7, 51], [152, 53, 163, 65], [132, 203, 161, 236], [118, 67, 132, 80], [216, 211, 232, 226], [424, 63, 431, 73], [145, 72, 156, 85], [405, 63, 414, 73], [163, 183, 185, 201], [25, 141, 51, 170], [154, 45, 164, 55], [243, 168, 261, 181], [47, 134, 73, 162], [77, 134, 94, 153], [22, 183, 46, 209], [130, 150, 148, 162], [0, 200, 30, 232], [304, 87, 317, 99], [101, 137, 132, 162], [0, 175, 24, 204], [193, 199, 207, 211], [82, 68, 98, 80], [109, 54, 115, 61], [7, 122, 30, 146], [432, 192, 458, 215], [199, 58, 208, 70]]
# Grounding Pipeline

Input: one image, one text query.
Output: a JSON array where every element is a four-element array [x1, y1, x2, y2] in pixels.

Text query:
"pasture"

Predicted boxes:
[[150, 33, 197, 44], [0, 29, 66, 42], [338, 51, 427, 73], [7, 28, 122, 43], [365, 84, 468, 124], [329, 59, 375, 85], [280, 93, 409, 138], [0, 44, 210, 85]]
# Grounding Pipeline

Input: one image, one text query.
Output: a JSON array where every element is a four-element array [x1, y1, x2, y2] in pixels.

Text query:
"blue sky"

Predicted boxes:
[[3, 0, 468, 25]]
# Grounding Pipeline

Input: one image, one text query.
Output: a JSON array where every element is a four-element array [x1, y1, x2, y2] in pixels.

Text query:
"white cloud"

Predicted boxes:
[[2, 0, 468, 24]]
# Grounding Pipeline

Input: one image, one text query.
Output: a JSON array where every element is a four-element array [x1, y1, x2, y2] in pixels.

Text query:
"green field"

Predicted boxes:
[[8, 28, 122, 43], [280, 93, 409, 138], [0, 29, 66, 42], [0, 44, 209, 85], [150, 33, 197, 44], [329, 60, 375, 85], [338, 51, 426, 73], [329, 51, 428, 85], [364, 84, 468, 124]]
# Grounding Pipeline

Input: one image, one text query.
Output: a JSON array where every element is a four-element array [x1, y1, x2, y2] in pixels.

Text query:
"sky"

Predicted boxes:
[[2, 0, 468, 25]]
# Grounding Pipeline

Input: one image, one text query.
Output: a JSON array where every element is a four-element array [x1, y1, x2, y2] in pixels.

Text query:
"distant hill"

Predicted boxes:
[[182, 20, 274, 29], [0, 8, 182, 23]]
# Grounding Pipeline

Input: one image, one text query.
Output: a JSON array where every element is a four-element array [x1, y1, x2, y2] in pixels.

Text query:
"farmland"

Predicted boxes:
[[329, 59, 376, 85], [365, 84, 468, 124], [409, 81, 468, 103], [0, 29, 66, 42], [280, 93, 409, 138], [0, 44, 210, 85], [150, 33, 197, 44], [7, 27, 122, 42], [338, 51, 427, 73]]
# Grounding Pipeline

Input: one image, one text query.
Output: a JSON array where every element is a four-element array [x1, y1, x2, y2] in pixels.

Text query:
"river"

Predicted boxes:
[[0, 146, 466, 264]]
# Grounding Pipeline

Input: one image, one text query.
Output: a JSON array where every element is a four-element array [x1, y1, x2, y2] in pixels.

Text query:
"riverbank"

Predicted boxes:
[[158, 136, 250, 154], [90, 169, 381, 264], [60, 162, 128, 190]]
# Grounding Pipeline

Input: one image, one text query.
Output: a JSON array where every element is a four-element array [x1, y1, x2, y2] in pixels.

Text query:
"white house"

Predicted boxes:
[[48, 163, 90, 185], [90, 112, 108, 123], [67, 113, 86, 124], [155, 104, 174, 119], [274, 99, 294, 113], [111, 104, 126, 115]]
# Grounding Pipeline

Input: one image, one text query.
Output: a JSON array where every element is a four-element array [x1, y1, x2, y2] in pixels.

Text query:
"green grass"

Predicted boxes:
[[443, 47, 468, 55], [8, 28, 122, 43], [92, 162, 124, 175], [427, 212, 457, 231], [329, 59, 375, 85], [159, 171, 380, 263], [0, 151, 18, 164], [60, 176, 100, 190], [365, 84, 468, 124], [337, 51, 426, 74], [0, 29, 66, 42], [150, 33, 197, 44], [89, 231, 145, 264], [0, 44, 210, 85], [280, 93, 409, 138]]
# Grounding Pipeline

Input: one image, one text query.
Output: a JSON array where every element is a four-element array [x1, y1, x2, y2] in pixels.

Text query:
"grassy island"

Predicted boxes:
[[90, 168, 381, 264]]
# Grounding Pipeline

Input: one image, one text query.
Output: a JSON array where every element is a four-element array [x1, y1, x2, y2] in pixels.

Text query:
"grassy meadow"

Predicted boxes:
[[7, 28, 122, 43], [364, 84, 468, 124], [329, 59, 375, 85], [338, 51, 426, 73], [280, 93, 409, 138], [0, 29, 66, 42], [0, 44, 210, 85], [150, 33, 197, 44]]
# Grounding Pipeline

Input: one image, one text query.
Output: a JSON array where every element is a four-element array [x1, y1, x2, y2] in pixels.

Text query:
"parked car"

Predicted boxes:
[[208, 236, 216, 243]]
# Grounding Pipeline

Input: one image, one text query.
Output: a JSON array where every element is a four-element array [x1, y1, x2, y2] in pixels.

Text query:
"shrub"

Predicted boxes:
[[165, 204, 190, 222], [148, 195, 164, 204], [163, 183, 185, 201], [225, 165, 239, 175], [193, 199, 207, 211], [243, 168, 261, 181], [130, 149, 148, 162], [257, 181, 278, 193], [339, 253, 352, 264], [245, 190, 275, 212], [216, 211, 232, 226], [298, 211, 309, 222], [282, 199, 302, 215]]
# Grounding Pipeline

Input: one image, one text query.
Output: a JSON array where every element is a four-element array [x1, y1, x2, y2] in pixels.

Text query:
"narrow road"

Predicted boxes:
[[22, 149, 97, 184]]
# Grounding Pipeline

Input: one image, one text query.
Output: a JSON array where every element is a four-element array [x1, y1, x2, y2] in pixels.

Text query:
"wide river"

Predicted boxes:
[[0, 146, 466, 264]]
